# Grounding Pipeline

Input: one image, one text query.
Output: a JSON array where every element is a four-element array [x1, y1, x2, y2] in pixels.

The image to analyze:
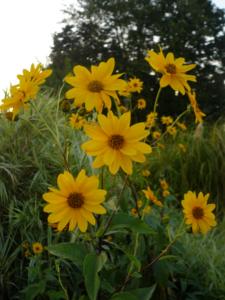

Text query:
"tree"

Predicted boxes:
[[49, 0, 225, 120]]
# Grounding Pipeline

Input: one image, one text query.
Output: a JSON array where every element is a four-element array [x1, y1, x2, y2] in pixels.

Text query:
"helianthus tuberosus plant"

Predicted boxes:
[[0, 47, 219, 300]]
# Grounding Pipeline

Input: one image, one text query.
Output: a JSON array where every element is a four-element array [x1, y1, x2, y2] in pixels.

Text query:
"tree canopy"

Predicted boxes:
[[49, 0, 225, 120]]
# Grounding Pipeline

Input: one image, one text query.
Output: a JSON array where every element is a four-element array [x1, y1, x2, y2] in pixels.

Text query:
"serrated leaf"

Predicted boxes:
[[110, 213, 153, 234], [47, 243, 87, 268]]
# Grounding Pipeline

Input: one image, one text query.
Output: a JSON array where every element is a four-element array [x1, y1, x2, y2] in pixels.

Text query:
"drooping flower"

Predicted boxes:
[[32, 242, 44, 254], [145, 48, 196, 95], [82, 111, 152, 175], [182, 191, 216, 234], [188, 91, 206, 123], [137, 98, 146, 109], [65, 58, 126, 112], [128, 77, 143, 93], [43, 170, 107, 232], [143, 186, 163, 207]]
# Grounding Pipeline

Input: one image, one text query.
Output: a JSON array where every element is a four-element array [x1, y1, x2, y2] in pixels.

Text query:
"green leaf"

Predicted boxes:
[[47, 243, 87, 268], [110, 213, 153, 234], [83, 252, 106, 300], [21, 280, 46, 300], [110, 285, 156, 300]]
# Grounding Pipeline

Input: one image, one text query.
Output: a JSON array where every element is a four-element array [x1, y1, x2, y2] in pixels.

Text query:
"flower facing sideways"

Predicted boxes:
[[82, 111, 152, 175], [65, 58, 126, 112], [182, 191, 216, 234], [43, 170, 107, 232], [145, 48, 196, 95]]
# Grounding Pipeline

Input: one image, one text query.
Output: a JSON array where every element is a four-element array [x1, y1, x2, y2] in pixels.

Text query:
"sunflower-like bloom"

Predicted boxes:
[[143, 186, 163, 207], [82, 111, 152, 175], [43, 170, 107, 232], [161, 116, 173, 125], [188, 91, 206, 123], [0, 81, 39, 119], [137, 98, 146, 109], [32, 242, 44, 254], [0, 64, 52, 119], [65, 58, 126, 112], [182, 191, 216, 234], [146, 112, 157, 128], [145, 49, 196, 95], [128, 77, 143, 93], [17, 63, 52, 86]]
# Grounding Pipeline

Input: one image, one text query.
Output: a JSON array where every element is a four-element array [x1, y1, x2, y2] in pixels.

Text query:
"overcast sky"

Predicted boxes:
[[0, 0, 224, 98]]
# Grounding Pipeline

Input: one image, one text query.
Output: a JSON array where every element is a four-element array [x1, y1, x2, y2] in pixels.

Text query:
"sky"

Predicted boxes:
[[0, 0, 224, 98]]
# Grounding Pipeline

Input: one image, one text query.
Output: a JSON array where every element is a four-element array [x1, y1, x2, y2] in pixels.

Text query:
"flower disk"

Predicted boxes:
[[145, 48, 196, 95], [182, 191, 217, 234], [64, 58, 126, 112], [82, 111, 152, 175], [43, 170, 107, 232]]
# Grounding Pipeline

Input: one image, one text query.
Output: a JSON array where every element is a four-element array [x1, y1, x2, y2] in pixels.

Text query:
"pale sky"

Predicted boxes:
[[0, 0, 224, 98]]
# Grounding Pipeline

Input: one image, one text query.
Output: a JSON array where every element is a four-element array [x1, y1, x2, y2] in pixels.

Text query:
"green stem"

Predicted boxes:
[[153, 86, 162, 115], [55, 261, 69, 300]]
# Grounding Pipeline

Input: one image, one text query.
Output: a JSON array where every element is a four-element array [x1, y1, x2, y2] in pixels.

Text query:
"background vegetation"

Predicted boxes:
[[49, 0, 225, 120]]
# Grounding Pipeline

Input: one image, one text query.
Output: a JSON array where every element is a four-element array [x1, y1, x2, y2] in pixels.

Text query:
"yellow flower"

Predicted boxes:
[[82, 111, 152, 175], [0, 81, 38, 119], [152, 131, 161, 139], [0, 64, 51, 120], [32, 242, 44, 254], [146, 112, 157, 128], [17, 63, 52, 86], [161, 116, 173, 125], [137, 200, 143, 208], [188, 91, 206, 123], [162, 190, 170, 198], [143, 186, 163, 207], [143, 205, 152, 215], [167, 126, 177, 136], [137, 98, 146, 109], [128, 77, 143, 93], [178, 143, 187, 153], [159, 179, 169, 190], [65, 58, 126, 112], [145, 48, 196, 95], [69, 113, 86, 129], [177, 121, 187, 131], [43, 170, 107, 232], [118, 82, 132, 97], [142, 169, 151, 177], [131, 208, 138, 217], [182, 191, 217, 234]]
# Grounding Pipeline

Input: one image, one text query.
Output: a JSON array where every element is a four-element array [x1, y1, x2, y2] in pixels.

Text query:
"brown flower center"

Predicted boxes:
[[87, 80, 104, 92], [192, 206, 204, 219], [67, 193, 84, 208], [108, 134, 125, 150], [165, 63, 176, 74]]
